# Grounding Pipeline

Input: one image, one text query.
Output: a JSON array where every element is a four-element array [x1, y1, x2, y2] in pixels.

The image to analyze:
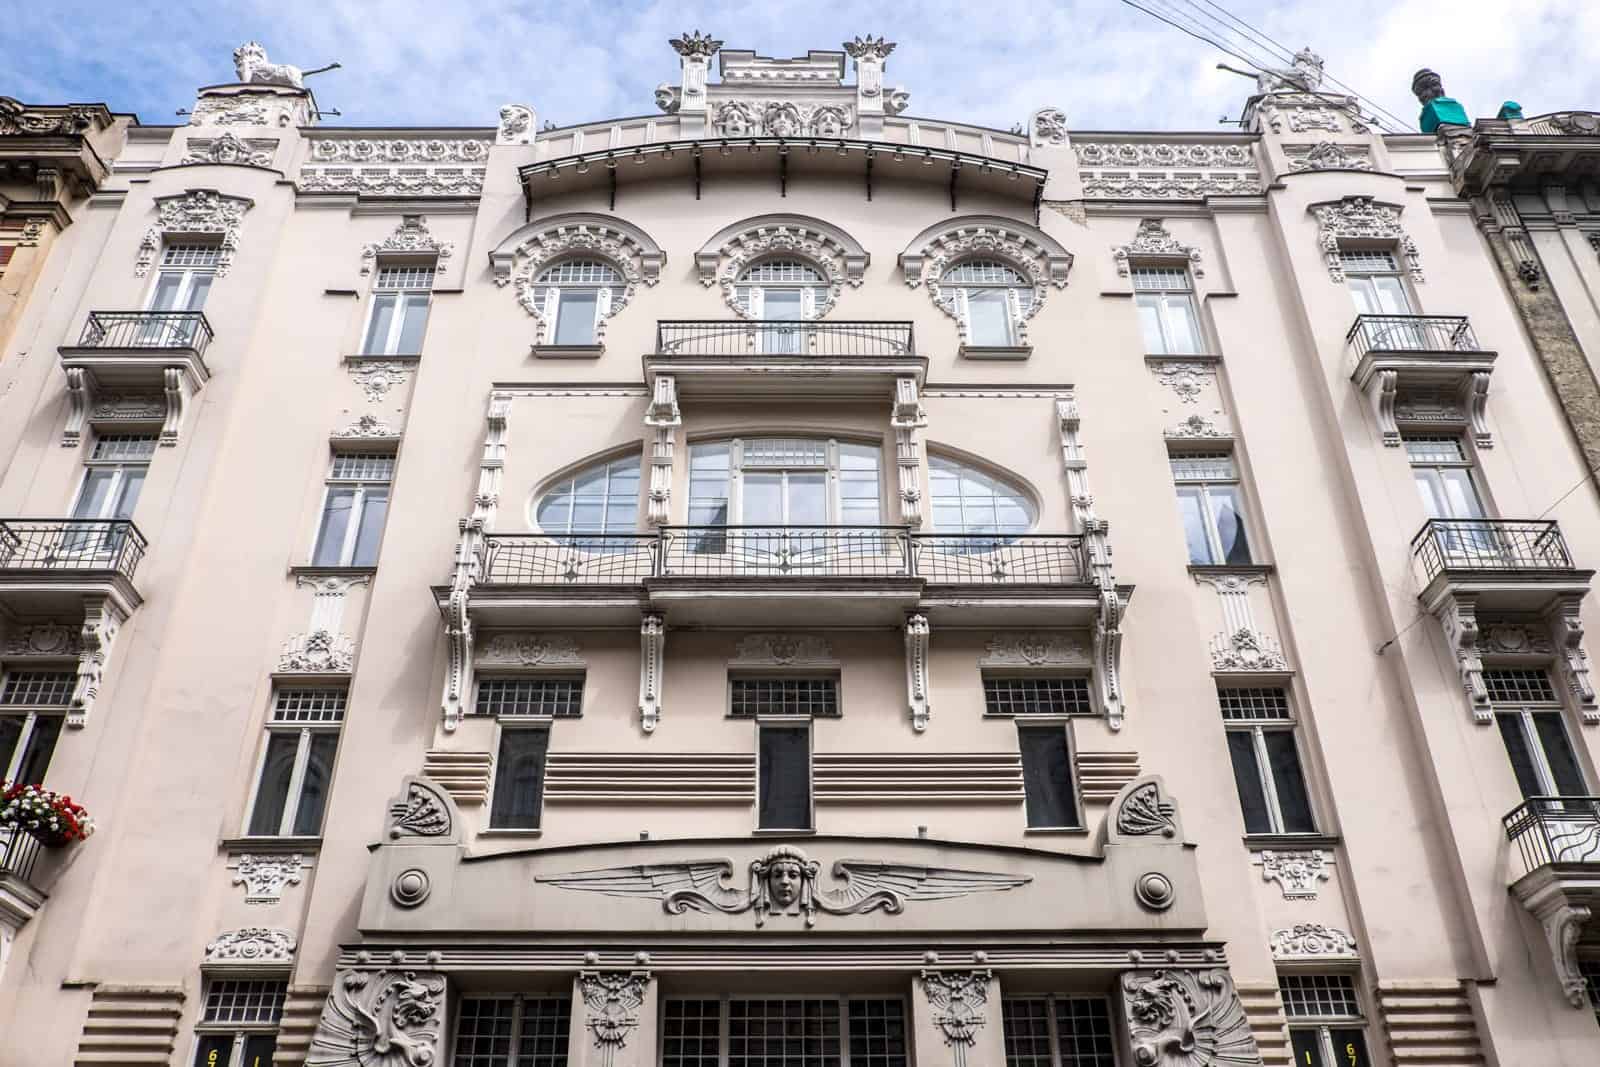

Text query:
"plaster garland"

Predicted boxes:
[[332, 413, 401, 440], [1269, 923, 1359, 961], [1112, 218, 1204, 278], [135, 190, 253, 278], [298, 166, 486, 197], [360, 214, 453, 275], [1311, 196, 1423, 283], [1165, 414, 1230, 439]]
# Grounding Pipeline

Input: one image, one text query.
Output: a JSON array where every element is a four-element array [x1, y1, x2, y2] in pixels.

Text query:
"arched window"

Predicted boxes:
[[736, 260, 830, 353], [928, 455, 1032, 535], [535, 453, 640, 533], [941, 260, 1034, 347], [533, 259, 623, 346]]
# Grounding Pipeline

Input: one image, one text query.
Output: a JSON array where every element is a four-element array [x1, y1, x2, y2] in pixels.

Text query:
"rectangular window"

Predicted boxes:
[[1001, 996, 1118, 1067], [1018, 725, 1080, 829], [246, 687, 345, 838], [475, 677, 584, 718], [489, 725, 551, 830], [312, 452, 393, 567], [757, 723, 812, 830], [192, 979, 285, 1067], [0, 709, 65, 786], [1580, 959, 1600, 1027], [984, 676, 1093, 716], [150, 242, 218, 318], [452, 994, 571, 1067], [361, 265, 433, 355], [71, 434, 155, 534], [730, 677, 840, 718], [1489, 669, 1588, 801], [1344, 248, 1413, 319], [1280, 974, 1372, 1067], [968, 288, 1016, 346], [1403, 434, 1485, 522], [1221, 686, 1315, 836], [1133, 267, 1202, 355], [0, 670, 76, 707], [1169, 452, 1253, 565], [661, 997, 908, 1067]]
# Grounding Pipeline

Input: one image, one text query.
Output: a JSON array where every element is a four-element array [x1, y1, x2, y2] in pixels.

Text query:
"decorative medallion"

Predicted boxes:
[[387, 780, 453, 839], [1270, 923, 1359, 960], [1150, 361, 1216, 404], [538, 844, 1029, 928], [204, 927, 297, 966], [1116, 781, 1178, 838], [348, 361, 414, 403]]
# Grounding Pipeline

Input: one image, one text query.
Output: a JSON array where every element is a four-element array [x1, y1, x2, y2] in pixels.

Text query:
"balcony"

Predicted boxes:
[[644, 320, 923, 400], [1412, 519, 1592, 614], [0, 519, 146, 618], [1503, 797, 1600, 1007], [456, 527, 1096, 627], [58, 312, 214, 446], [1347, 315, 1497, 447], [0, 830, 47, 955]]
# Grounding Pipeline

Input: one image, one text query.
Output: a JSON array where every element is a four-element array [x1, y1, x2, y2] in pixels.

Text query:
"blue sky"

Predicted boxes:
[[7, 0, 1596, 133]]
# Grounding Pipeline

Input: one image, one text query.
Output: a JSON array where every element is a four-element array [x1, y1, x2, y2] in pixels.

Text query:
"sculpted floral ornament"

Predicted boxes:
[[1311, 196, 1423, 283], [1030, 107, 1069, 147], [1116, 781, 1179, 838], [1258, 849, 1330, 900], [980, 632, 1090, 667], [386, 779, 453, 839], [497, 104, 535, 146], [919, 970, 991, 1067], [579, 968, 652, 1061], [669, 30, 723, 57], [332, 413, 401, 440], [1270, 923, 1359, 961], [306, 969, 448, 1067], [348, 362, 413, 403], [135, 190, 253, 278], [310, 139, 490, 164], [537, 844, 1029, 928], [1075, 142, 1253, 169], [478, 633, 583, 666], [1150, 361, 1216, 404], [204, 927, 297, 965], [1113, 219, 1204, 278], [1166, 414, 1229, 439], [361, 215, 453, 275], [229, 853, 307, 903], [278, 629, 355, 673], [1120, 969, 1260, 1067], [1, 623, 81, 657], [731, 633, 835, 666], [1210, 628, 1290, 673]]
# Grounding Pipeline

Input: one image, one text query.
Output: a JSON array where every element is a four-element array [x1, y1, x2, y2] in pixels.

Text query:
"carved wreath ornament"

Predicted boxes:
[[538, 844, 1029, 927]]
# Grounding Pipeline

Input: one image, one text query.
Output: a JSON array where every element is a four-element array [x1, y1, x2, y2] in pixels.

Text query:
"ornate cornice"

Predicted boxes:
[[360, 214, 453, 274], [1112, 218, 1203, 277], [1310, 196, 1422, 283], [135, 189, 253, 278]]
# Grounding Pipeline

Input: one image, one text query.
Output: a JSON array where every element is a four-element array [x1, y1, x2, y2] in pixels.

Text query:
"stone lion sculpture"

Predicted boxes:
[[232, 41, 340, 88]]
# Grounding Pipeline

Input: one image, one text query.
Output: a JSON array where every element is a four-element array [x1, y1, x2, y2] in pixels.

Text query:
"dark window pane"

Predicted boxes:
[[758, 726, 811, 830], [453, 996, 516, 1066], [0, 717, 21, 778], [1001, 998, 1052, 1067], [1289, 1029, 1324, 1067], [731, 678, 839, 718], [241, 1035, 277, 1067], [1264, 730, 1316, 833], [291, 732, 340, 836], [1497, 714, 1546, 800], [1227, 731, 1273, 834], [1019, 726, 1078, 828], [1053, 996, 1117, 1067], [1533, 712, 1588, 798], [491, 727, 550, 829], [1328, 1029, 1372, 1067], [517, 995, 572, 1066], [192, 1034, 234, 1067], [984, 677, 1093, 716], [247, 733, 300, 836], [15, 714, 62, 785]]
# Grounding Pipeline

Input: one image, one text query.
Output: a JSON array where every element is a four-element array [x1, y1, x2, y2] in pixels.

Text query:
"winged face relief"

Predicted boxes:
[[537, 844, 1031, 927]]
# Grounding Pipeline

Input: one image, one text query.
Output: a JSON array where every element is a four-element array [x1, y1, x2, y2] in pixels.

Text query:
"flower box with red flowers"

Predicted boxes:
[[1, 782, 95, 848]]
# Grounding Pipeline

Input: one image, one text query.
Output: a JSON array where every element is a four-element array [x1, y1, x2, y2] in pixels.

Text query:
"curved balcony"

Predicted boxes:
[[645, 320, 923, 400], [0, 830, 47, 957], [1503, 797, 1600, 1007]]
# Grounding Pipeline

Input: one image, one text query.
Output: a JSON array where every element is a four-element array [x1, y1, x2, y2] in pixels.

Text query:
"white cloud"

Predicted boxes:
[[7, 0, 1595, 134]]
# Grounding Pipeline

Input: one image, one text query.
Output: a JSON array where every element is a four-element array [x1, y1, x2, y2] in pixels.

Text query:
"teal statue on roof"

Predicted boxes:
[[1413, 68, 1469, 132]]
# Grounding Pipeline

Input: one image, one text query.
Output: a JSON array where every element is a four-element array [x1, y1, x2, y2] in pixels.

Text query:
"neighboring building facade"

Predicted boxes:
[[1, 35, 1599, 1067]]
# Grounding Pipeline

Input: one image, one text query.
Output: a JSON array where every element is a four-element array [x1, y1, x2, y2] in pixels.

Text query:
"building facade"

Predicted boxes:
[[1, 35, 1599, 1067]]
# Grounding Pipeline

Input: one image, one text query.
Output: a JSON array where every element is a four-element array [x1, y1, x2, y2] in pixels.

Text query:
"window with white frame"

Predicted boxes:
[[245, 687, 345, 838], [1220, 686, 1316, 836], [1169, 451, 1253, 565], [662, 996, 909, 1067], [1001, 995, 1119, 1067], [532, 259, 620, 346], [1403, 435, 1486, 521], [73, 434, 154, 522], [0, 669, 74, 785], [687, 439, 882, 527], [148, 242, 218, 314], [534, 454, 640, 535], [1279, 974, 1373, 1067], [729, 677, 840, 718], [928, 456, 1033, 536], [1489, 668, 1588, 802], [983, 676, 1093, 717], [1343, 248, 1414, 319], [1132, 267, 1202, 355], [190, 978, 286, 1067], [943, 259, 1033, 347], [452, 994, 572, 1067], [360, 264, 434, 355], [312, 452, 393, 567]]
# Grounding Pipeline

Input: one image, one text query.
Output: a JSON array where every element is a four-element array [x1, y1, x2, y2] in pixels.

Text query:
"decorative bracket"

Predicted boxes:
[[918, 969, 991, 1067], [62, 366, 91, 448], [1548, 594, 1599, 723], [639, 613, 665, 733], [905, 613, 931, 731], [891, 376, 926, 526], [1435, 593, 1491, 722], [1057, 394, 1124, 727], [578, 964, 653, 1065], [645, 376, 681, 526], [68, 596, 125, 728], [442, 392, 511, 730]]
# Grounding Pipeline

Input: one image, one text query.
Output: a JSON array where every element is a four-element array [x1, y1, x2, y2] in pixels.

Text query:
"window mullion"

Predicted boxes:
[[1524, 709, 1561, 795], [279, 727, 314, 836], [1044, 994, 1065, 1067], [6, 714, 37, 782], [339, 485, 367, 566], [1253, 727, 1287, 833], [719, 995, 731, 1067], [1198, 481, 1225, 564], [508, 993, 526, 1067]]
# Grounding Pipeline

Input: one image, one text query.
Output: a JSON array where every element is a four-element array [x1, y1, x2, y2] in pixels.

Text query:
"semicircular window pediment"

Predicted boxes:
[[696, 216, 869, 320], [492, 214, 665, 346], [899, 216, 1073, 346]]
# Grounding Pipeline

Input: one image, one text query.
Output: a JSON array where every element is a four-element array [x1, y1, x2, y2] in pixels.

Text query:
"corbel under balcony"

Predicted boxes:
[[1504, 796, 1600, 1007], [58, 311, 214, 447], [1347, 314, 1496, 448]]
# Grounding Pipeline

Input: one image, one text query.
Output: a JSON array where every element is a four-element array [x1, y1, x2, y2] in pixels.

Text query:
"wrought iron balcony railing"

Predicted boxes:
[[654, 320, 915, 357], [475, 528, 1090, 586], [0, 519, 149, 580], [1346, 314, 1483, 357], [1503, 796, 1600, 879], [0, 827, 42, 885], [76, 311, 215, 357], [1412, 519, 1574, 580]]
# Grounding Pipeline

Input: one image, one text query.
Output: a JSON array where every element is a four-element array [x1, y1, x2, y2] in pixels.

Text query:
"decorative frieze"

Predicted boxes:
[[1, 622, 82, 657], [477, 632, 583, 667], [918, 970, 992, 1067], [1285, 141, 1372, 172], [1121, 969, 1259, 1067], [277, 629, 355, 674], [730, 633, 835, 667], [1075, 141, 1260, 200], [135, 189, 253, 278], [204, 927, 297, 966], [905, 613, 932, 731], [1311, 196, 1423, 283], [1166, 414, 1230, 440], [980, 631, 1091, 668], [306, 969, 449, 1067], [297, 165, 487, 197], [1074, 142, 1254, 168], [1112, 218, 1203, 277], [359, 214, 453, 274], [711, 100, 854, 137], [900, 217, 1071, 345], [310, 138, 490, 164], [1270, 923, 1359, 961], [181, 133, 276, 167], [1257, 849, 1331, 900], [539, 844, 1028, 927], [228, 853, 309, 904]]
